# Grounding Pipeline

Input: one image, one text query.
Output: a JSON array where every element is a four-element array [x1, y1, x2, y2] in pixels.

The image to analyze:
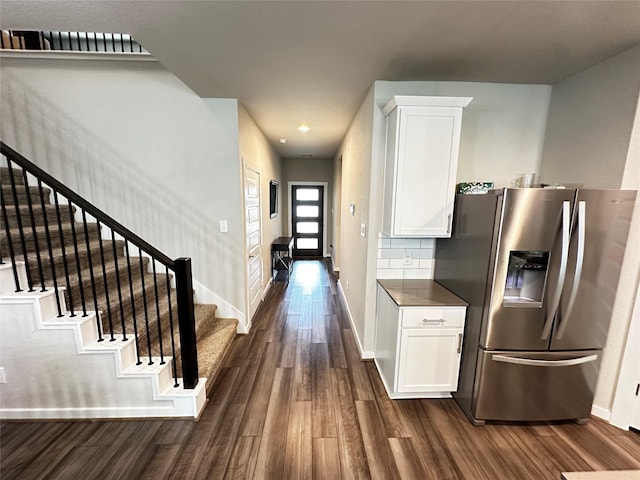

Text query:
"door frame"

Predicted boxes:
[[287, 181, 329, 257], [242, 159, 264, 330]]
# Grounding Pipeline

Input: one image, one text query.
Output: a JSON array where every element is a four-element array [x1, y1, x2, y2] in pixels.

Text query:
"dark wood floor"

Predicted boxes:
[[2, 259, 639, 479]]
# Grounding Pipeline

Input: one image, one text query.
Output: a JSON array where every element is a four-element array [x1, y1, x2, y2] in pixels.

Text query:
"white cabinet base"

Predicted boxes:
[[373, 359, 454, 399], [374, 283, 466, 399]]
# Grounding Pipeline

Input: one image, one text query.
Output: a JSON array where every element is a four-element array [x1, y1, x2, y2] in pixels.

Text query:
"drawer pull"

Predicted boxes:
[[457, 333, 463, 353], [422, 318, 445, 324]]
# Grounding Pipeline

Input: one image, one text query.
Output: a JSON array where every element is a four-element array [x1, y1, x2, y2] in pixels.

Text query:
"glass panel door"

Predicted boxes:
[[292, 185, 324, 257]]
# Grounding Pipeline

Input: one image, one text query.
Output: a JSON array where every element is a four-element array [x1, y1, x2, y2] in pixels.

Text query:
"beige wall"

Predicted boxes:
[[539, 45, 640, 413], [334, 86, 376, 355], [0, 57, 246, 321], [333, 80, 553, 356], [238, 104, 283, 325], [540, 45, 640, 189]]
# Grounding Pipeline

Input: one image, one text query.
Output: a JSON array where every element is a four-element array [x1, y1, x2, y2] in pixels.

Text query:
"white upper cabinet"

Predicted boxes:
[[382, 96, 472, 237]]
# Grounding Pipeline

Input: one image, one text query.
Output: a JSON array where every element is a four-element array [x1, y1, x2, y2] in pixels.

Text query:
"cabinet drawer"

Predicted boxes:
[[401, 307, 465, 328]]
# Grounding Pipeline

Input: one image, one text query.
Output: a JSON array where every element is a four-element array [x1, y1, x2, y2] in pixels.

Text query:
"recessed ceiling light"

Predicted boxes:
[[298, 124, 310, 133], [279, 138, 287, 144], [301, 154, 313, 157]]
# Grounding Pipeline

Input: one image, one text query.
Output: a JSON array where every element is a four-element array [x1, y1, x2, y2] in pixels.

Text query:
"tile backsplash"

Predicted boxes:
[[376, 234, 435, 279]]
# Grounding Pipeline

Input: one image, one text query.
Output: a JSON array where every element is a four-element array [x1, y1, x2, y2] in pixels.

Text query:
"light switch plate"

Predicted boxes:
[[219, 220, 228, 233], [360, 223, 366, 238]]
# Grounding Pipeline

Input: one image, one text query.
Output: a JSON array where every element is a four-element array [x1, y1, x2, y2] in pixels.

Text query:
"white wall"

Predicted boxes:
[[538, 45, 640, 414], [333, 80, 552, 356], [238, 103, 283, 315], [540, 45, 640, 189], [0, 57, 246, 320]]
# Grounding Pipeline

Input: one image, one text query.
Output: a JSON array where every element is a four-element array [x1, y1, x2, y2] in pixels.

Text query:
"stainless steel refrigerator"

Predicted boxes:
[[434, 188, 636, 424]]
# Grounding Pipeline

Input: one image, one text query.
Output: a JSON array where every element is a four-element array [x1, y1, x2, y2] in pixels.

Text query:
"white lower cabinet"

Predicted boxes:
[[375, 284, 466, 398]]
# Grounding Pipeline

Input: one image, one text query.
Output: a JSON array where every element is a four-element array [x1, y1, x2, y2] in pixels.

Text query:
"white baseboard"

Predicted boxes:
[[192, 279, 245, 331], [591, 404, 611, 421], [336, 280, 374, 359]]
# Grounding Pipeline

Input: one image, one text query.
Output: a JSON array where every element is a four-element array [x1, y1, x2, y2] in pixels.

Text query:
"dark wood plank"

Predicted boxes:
[[311, 343, 337, 438], [224, 436, 260, 480], [313, 437, 342, 480], [253, 367, 294, 478], [388, 437, 429, 479], [284, 401, 313, 479], [293, 328, 312, 402], [355, 400, 401, 480], [331, 368, 372, 479], [2, 260, 640, 480]]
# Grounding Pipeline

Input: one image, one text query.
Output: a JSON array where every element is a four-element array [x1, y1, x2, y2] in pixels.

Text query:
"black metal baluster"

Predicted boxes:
[[0, 188, 21, 291], [152, 260, 165, 364], [96, 220, 114, 340], [57, 31, 63, 50], [67, 201, 87, 316], [53, 191, 74, 315], [0, 31, 5, 49], [47, 31, 54, 50], [82, 210, 102, 341], [37, 179, 62, 316], [7, 161, 33, 291], [165, 266, 179, 387], [111, 230, 126, 340], [93, 32, 98, 52], [125, 240, 141, 364], [129, 34, 133, 53], [138, 247, 153, 364], [21, 170, 46, 291], [110, 33, 115, 52], [102, 33, 106, 52]]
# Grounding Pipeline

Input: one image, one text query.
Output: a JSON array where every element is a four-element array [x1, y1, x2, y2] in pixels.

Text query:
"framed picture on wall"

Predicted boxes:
[[269, 180, 278, 218]]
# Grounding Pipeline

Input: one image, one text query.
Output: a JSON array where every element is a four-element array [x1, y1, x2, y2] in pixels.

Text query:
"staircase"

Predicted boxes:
[[0, 146, 237, 418]]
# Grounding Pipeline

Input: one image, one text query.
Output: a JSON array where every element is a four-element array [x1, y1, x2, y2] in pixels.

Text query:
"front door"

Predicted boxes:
[[244, 163, 262, 323], [291, 185, 324, 258]]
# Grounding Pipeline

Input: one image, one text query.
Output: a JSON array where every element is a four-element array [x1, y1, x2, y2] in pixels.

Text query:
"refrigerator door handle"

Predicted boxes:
[[492, 353, 598, 368], [557, 200, 586, 339], [541, 201, 571, 340]]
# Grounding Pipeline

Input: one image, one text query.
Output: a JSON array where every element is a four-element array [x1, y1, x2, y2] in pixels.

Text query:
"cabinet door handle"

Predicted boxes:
[[447, 213, 452, 234], [422, 318, 445, 325], [457, 333, 463, 353]]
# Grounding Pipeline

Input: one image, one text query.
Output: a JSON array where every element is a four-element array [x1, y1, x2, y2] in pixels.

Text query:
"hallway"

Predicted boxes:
[[1, 260, 639, 479]]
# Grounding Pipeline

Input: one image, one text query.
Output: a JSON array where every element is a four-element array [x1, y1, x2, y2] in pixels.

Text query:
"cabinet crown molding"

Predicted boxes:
[[382, 95, 473, 116]]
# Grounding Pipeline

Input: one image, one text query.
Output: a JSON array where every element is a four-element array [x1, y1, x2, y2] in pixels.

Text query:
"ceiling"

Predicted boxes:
[[2, 1, 640, 159]]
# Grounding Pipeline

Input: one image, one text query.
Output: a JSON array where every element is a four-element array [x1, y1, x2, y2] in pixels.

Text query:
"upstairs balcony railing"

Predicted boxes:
[[1, 30, 147, 53], [0, 142, 199, 389]]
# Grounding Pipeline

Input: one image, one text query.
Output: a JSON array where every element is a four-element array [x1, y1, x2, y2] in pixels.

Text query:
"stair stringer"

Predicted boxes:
[[0, 283, 207, 420]]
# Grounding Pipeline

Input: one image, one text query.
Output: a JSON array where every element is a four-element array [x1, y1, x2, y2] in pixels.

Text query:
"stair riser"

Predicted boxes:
[[11, 240, 126, 285], [1, 224, 100, 256], [96, 277, 172, 339], [1, 185, 52, 205], [0, 167, 27, 186], [1, 206, 76, 230], [35, 256, 148, 303]]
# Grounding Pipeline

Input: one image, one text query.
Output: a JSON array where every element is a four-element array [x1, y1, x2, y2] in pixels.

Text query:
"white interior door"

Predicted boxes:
[[244, 163, 262, 323]]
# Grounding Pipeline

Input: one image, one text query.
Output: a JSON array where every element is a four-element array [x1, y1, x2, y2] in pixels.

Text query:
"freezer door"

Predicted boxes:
[[482, 188, 576, 350], [473, 349, 600, 422], [551, 189, 637, 351]]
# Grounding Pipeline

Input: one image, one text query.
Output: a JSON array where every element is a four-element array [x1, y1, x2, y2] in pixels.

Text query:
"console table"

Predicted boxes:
[[272, 236, 293, 285]]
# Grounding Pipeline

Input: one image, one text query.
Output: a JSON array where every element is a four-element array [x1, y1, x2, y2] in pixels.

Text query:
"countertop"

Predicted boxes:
[[377, 279, 467, 307]]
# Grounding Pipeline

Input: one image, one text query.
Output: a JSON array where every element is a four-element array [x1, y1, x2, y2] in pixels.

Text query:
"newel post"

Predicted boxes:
[[174, 257, 199, 389]]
